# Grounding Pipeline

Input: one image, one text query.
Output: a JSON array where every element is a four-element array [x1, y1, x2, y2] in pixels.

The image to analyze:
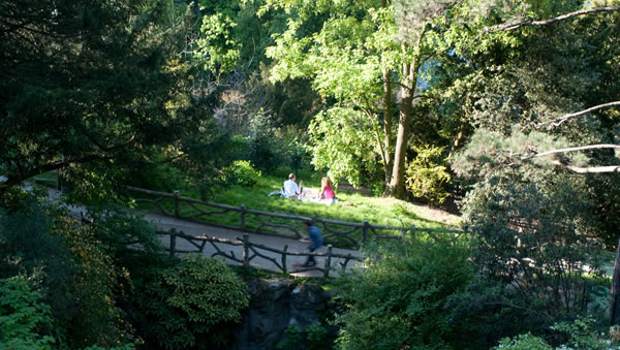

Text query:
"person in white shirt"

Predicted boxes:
[[283, 173, 302, 199]]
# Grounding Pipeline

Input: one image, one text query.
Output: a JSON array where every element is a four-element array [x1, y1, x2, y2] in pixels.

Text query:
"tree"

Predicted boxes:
[[0, 0, 198, 194], [265, 0, 463, 196]]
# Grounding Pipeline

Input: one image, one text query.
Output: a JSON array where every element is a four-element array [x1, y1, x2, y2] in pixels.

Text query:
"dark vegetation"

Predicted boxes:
[[1, 0, 620, 349]]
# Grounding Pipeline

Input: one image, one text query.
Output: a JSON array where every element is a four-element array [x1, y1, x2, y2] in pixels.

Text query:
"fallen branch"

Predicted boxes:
[[485, 6, 620, 33]]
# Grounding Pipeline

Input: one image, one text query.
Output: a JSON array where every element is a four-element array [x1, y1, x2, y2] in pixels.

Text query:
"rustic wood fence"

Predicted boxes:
[[127, 186, 413, 248], [160, 229, 363, 277]]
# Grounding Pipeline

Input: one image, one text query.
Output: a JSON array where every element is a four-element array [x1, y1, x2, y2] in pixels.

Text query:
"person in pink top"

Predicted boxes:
[[318, 176, 336, 205]]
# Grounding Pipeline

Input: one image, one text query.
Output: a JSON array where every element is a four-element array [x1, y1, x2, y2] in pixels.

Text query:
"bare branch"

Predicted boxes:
[[485, 6, 620, 33], [545, 101, 620, 128], [521, 144, 620, 174], [549, 161, 620, 174], [527, 144, 620, 159]]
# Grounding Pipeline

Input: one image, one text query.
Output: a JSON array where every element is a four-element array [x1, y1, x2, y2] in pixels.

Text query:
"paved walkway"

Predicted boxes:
[[147, 214, 363, 277], [48, 189, 362, 277]]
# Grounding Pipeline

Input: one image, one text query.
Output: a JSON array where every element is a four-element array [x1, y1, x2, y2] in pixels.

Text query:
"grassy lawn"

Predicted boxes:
[[154, 173, 462, 241], [206, 175, 460, 228], [35, 170, 461, 245]]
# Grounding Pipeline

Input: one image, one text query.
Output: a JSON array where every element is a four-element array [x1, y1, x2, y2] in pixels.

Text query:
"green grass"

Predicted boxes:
[[34, 170, 461, 245], [156, 174, 461, 241]]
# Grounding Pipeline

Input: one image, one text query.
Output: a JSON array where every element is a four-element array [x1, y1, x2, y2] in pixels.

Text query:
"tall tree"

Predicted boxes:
[[0, 0, 197, 194]]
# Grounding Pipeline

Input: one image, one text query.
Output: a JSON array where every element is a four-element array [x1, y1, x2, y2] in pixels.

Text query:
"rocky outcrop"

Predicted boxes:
[[232, 278, 331, 350]]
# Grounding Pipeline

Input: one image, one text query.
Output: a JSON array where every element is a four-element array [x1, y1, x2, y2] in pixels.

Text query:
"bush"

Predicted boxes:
[[0, 200, 129, 348], [494, 334, 552, 350], [494, 318, 620, 350], [405, 145, 451, 205], [276, 323, 333, 350], [335, 237, 473, 350], [220, 160, 262, 187], [137, 254, 250, 349], [0, 275, 55, 350]]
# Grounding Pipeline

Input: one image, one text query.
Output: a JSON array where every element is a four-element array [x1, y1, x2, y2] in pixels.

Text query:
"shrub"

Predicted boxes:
[[552, 318, 617, 350], [276, 323, 333, 350], [0, 275, 54, 350], [138, 254, 250, 349], [220, 160, 262, 187], [494, 318, 620, 350], [461, 173, 604, 319], [494, 334, 552, 350], [335, 237, 473, 350], [0, 201, 129, 348], [405, 145, 451, 205]]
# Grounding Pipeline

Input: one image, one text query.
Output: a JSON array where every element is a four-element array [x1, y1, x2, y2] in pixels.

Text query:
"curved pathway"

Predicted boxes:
[[147, 213, 363, 277], [47, 188, 362, 277]]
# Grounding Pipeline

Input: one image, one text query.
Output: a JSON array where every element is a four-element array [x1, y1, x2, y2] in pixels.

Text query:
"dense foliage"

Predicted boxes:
[[1, 0, 619, 349], [0, 275, 54, 350], [134, 254, 249, 350], [335, 237, 473, 349]]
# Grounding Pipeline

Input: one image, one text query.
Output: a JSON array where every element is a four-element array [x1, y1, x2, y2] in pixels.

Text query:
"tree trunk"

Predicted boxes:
[[388, 62, 413, 198], [610, 237, 620, 325], [388, 35, 423, 199], [380, 0, 393, 189], [382, 67, 393, 186]]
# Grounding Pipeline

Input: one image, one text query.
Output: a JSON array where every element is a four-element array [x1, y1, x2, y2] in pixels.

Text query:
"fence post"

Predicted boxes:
[[242, 234, 250, 267], [169, 230, 176, 257], [362, 221, 370, 242], [173, 190, 180, 218], [282, 245, 288, 275], [324, 244, 333, 278], [240, 205, 246, 230]]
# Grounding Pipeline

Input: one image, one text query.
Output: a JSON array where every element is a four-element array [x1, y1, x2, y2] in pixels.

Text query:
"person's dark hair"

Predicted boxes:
[[288, 173, 296, 180], [304, 219, 313, 226]]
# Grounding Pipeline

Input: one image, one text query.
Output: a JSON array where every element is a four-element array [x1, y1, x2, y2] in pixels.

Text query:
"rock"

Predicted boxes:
[[232, 278, 330, 350]]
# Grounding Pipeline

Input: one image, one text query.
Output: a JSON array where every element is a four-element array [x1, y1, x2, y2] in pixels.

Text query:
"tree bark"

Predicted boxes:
[[380, 0, 393, 189], [388, 34, 423, 199], [611, 237, 620, 325], [382, 67, 393, 186], [388, 62, 413, 198]]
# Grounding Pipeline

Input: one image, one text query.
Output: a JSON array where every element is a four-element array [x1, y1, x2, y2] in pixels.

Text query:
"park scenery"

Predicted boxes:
[[2, 1, 620, 349]]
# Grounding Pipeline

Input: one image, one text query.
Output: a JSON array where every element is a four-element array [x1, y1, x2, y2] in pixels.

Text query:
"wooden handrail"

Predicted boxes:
[[162, 230, 363, 278], [126, 186, 412, 237]]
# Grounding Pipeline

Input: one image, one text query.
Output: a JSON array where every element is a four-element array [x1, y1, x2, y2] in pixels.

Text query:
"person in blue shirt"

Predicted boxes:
[[303, 220, 324, 267]]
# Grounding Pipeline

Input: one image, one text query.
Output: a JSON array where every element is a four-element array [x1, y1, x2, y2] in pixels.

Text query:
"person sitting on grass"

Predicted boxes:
[[283, 173, 303, 199], [318, 176, 336, 205], [302, 219, 323, 267]]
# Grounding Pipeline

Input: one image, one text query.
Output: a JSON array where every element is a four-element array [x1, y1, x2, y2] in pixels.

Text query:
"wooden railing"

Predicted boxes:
[[160, 229, 363, 278], [127, 186, 413, 248]]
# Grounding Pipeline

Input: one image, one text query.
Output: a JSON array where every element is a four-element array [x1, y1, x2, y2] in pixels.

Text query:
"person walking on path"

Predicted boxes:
[[302, 220, 324, 267]]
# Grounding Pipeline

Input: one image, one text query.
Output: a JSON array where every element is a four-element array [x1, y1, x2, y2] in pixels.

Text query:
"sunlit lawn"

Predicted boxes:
[[196, 174, 461, 231], [35, 171, 461, 243]]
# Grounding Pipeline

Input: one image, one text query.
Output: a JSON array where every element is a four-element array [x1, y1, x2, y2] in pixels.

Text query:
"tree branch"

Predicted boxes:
[[544, 101, 620, 128], [485, 6, 620, 33], [527, 144, 620, 159], [549, 161, 620, 174], [0, 154, 112, 190], [521, 144, 620, 174]]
